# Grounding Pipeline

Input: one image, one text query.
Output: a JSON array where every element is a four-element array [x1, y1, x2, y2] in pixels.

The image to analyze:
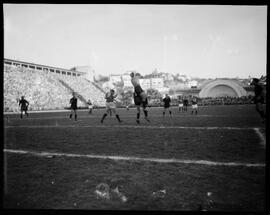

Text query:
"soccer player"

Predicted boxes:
[[133, 92, 150, 124], [130, 72, 147, 103], [101, 89, 122, 123], [191, 97, 198, 115], [69, 92, 78, 121], [183, 97, 188, 112], [87, 99, 93, 114], [19, 96, 29, 119], [178, 97, 184, 112], [250, 78, 266, 123], [162, 94, 172, 118], [130, 73, 150, 124]]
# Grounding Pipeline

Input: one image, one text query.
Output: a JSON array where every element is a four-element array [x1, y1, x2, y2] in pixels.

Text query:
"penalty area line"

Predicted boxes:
[[253, 128, 266, 148], [4, 149, 265, 168]]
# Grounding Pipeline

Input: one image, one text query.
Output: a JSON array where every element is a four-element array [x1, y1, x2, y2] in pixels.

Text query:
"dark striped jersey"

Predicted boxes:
[[163, 96, 171, 107], [70, 97, 77, 107], [105, 92, 116, 103], [19, 99, 29, 108]]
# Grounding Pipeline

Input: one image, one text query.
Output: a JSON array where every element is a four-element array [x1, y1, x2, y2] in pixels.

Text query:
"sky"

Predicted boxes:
[[4, 4, 267, 79]]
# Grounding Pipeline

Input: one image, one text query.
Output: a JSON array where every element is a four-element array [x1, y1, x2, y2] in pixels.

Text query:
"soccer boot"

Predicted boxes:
[[144, 117, 150, 122]]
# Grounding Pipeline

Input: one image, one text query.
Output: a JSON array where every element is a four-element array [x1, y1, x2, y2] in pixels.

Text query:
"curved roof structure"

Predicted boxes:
[[199, 79, 247, 98]]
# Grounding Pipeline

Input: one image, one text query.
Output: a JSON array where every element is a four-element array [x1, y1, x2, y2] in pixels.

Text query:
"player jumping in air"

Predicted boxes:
[[101, 89, 122, 123], [19, 96, 29, 119], [69, 92, 78, 121], [250, 78, 266, 123], [162, 94, 172, 118], [130, 72, 150, 124], [191, 97, 198, 115]]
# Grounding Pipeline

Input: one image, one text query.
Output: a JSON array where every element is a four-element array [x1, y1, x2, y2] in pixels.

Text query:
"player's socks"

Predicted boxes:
[[75, 114, 77, 121], [137, 112, 140, 119], [101, 113, 107, 123], [143, 110, 148, 117], [136, 119, 140, 124], [69, 114, 72, 119], [116, 114, 122, 122], [20, 113, 23, 119]]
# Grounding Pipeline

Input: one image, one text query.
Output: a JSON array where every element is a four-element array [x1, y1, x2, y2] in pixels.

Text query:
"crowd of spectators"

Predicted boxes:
[[4, 65, 105, 112], [59, 75, 105, 107], [198, 96, 255, 106]]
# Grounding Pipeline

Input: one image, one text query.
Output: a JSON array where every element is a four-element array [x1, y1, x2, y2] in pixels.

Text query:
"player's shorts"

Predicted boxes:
[[164, 104, 170, 109], [134, 85, 144, 95], [71, 105, 77, 110], [179, 104, 183, 107], [134, 93, 148, 106], [255, 96, 264, 104], [88, 105, 93, 109], [21, 106, 28, 111], [106, 102, 116, 109], [192, 104, 198, 109]]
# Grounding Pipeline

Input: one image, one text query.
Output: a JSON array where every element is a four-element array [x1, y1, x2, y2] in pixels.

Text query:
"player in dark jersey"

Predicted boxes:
[[101, 89, 122, 123], [191, 97, 198, 115], [162, 94, 172, 118], [69, 92, 78, 121], [19, 96, 29, 119], [250, 78, 266, 122], [183, 97, 188, 112]]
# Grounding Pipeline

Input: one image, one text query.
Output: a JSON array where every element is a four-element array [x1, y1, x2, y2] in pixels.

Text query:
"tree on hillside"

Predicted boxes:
[[146, 88, 162, 100], [120, 90, 134, 106]]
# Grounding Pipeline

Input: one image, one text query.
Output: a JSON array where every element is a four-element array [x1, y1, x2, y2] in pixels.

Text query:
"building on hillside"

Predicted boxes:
[[150, 78, 164, 89], [139, 79, 151, 89], [109, 74, 122, 84], [161, 73, 174, 81], [122, 74, 133, 87], [187, 80, 198, 88], [70, 66, 95, 81]]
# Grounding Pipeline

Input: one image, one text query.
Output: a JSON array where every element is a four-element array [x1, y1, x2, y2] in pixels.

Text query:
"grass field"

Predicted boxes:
[[3, 105, 266, 211]]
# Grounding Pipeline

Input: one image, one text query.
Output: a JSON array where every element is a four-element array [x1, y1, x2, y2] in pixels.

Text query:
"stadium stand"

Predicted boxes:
[[4, 65, 105, 112]]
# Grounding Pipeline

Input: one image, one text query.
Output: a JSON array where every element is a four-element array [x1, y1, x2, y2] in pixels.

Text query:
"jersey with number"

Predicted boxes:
[[105, 93, 116, 103]]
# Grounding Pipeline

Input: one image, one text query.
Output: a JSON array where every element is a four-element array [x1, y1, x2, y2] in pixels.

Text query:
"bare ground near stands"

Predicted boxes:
[[3, 105, 266, 211]]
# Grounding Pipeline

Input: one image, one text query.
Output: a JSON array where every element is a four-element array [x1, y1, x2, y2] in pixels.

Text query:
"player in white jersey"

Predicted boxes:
[[191, 97, 198, 115], [130, 72, 150, 124], [101, 89, 122, 123], [87, 99, 93, 114]]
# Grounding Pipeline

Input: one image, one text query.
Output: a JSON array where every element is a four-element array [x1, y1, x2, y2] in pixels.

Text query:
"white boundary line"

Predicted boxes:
[[4, 149, 265, 168], [3, 115, 259, 120], [253, 128, 266, 148], [4, 124, 258, 130]]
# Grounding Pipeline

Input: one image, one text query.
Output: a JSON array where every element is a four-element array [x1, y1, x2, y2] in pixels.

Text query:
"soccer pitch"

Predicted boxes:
[[3, 105, 265, 211]]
